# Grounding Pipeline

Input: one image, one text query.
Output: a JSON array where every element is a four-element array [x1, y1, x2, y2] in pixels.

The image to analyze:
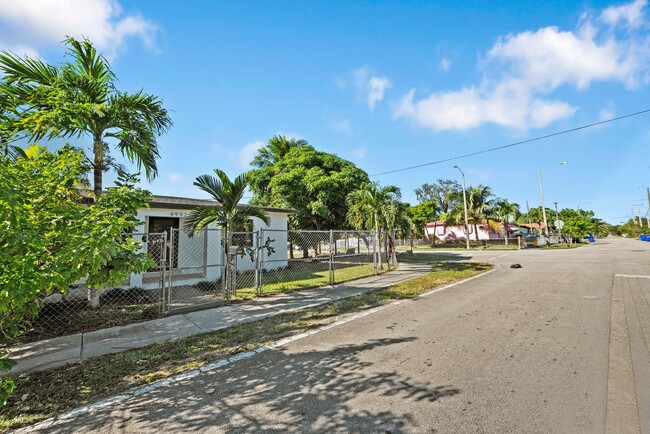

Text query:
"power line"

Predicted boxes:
[[371, 108, 650, 177]]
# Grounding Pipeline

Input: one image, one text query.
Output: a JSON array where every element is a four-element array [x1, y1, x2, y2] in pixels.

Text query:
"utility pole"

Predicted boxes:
[[637, 204, 643, 226], [454, 166, 471, 250], [538, 170, 549, 237], [554, 201, 562, 244]]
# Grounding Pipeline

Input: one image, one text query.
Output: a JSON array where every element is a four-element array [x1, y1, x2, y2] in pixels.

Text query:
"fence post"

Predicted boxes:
[[255, 229, 261, 295], [329, 230, 334, 285], [160, 231, 167, 314]]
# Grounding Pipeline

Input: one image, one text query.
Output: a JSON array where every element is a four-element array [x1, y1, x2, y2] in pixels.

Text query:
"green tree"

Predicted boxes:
[[0, 146, 154, 405], [414, 179, 461, 214], [251, 145, 369, 230], [183, 169, 270, 298], [408, 201, 438, 236], [249, 135, 308, 204], [519, 206, 544, 225], [346, 182, 401, 269], [446, 185, 496, 247], [493, 199, 520, 245], [0, 37, 172, 197], [251, 135, 308, 168]]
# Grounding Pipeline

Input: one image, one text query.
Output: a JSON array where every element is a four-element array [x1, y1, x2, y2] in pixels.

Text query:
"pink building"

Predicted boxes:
[[424, 221, 520, 242]]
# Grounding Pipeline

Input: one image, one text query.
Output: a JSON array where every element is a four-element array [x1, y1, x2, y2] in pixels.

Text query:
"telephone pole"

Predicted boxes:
[[538, 170, 549, 236]]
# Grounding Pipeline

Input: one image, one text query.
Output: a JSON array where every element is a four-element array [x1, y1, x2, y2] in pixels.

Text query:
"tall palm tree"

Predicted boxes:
[[183, 169, 270, 300], [251, 135, 308, 168], [183, 169, 271, 240], [493, 199, 520, 245], [346, 182, 401, 269], [446, 185, 496, 247], [0, 37, 172, 198]]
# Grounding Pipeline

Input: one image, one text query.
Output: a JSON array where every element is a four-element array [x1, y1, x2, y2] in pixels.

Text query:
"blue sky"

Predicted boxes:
[[1, 0, 650, 224]]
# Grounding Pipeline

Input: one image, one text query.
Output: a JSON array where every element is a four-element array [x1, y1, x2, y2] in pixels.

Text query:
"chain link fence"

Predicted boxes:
[[5, 229, 398, 346], [5, 233, 167, 345]]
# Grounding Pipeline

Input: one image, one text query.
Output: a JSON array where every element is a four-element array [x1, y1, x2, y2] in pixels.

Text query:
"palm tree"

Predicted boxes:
[[447, 185, 496, 247], [251, 135, 308, 169], [346, 182, 401, 269], [183, 169, 271, 239], [183, 169, 270, 300], [493, 199, 520, 245], [0, 37, 172, 198], [381, 200, 411, 264]]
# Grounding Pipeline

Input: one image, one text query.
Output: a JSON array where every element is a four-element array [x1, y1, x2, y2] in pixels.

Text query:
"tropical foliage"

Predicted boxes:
[[346, 182, 402, 268], [493, 199, 520, 244], [183, 169, 270, 238], [0, 37, 172, 197], [0, 146, 153, 405], [445, 185, 498, 246], [415, 179, 461, 214], [250, 144, 369, 230]]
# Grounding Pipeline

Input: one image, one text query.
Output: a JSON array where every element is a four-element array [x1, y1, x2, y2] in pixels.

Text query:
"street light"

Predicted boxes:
[[453, 165, 471, 250]]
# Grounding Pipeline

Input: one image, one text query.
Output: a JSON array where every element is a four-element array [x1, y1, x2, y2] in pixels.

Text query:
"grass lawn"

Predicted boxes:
[[0, 261, 491, 432], [232, 261, 382, 300]]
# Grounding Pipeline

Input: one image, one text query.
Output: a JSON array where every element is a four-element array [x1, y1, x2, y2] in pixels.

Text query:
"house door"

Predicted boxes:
[[149, 217, 179, 268]]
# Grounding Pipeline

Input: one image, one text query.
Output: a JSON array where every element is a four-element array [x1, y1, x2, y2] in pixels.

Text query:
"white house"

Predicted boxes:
[[128, 195, 294, 290]]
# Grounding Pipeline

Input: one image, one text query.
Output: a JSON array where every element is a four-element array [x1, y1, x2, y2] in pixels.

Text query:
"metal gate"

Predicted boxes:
[[163, 228, 224, 312]]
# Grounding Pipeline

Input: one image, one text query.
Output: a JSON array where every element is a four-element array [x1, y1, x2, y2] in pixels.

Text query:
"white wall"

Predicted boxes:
[[133, 206, 289, 288]]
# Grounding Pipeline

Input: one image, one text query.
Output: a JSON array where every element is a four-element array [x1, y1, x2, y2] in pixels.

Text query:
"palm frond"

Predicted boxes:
[[182, 206, 222, 236]]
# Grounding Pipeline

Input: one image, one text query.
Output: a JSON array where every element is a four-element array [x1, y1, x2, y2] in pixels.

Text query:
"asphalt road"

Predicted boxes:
[[31, 237, 650, 433]]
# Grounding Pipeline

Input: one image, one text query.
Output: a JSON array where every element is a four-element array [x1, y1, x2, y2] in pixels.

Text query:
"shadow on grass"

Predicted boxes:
[[39, 338, 460, 434]]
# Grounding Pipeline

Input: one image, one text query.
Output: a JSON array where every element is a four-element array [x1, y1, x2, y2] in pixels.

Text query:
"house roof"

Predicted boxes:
[[149, 194, 296, 214], [516, 222, 543, 229]]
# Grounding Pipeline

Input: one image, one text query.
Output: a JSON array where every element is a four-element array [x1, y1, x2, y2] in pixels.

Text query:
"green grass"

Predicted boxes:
[[0, 261, 492, 432], [230, 262, 383, 301]]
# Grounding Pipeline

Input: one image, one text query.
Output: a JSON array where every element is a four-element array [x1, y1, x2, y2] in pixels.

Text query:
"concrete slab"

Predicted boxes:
[[9, 333, 82, 375], [81, 316, 202, 360], [183, 307, 277, 332]]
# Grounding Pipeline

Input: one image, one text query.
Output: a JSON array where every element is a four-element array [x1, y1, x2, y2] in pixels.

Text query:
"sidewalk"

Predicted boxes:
[[8, 263, 430, 376]]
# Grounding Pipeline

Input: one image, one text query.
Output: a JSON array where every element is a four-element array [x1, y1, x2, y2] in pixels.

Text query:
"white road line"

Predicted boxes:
[[614, 274, 650, 279]]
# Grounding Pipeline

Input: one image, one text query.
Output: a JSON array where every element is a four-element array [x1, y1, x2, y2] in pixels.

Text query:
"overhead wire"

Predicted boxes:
[[371, 108, 650, 177]]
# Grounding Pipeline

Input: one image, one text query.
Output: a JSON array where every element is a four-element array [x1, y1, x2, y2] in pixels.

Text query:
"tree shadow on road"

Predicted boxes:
[[42, 337, 459, 433]]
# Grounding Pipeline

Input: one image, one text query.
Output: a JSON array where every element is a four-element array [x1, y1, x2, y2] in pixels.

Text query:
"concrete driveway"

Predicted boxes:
[[29, 237, 650, 433]]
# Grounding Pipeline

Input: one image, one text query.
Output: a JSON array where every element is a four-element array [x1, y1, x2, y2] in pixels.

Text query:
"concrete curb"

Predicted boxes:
[[12, 264, 496, 434]]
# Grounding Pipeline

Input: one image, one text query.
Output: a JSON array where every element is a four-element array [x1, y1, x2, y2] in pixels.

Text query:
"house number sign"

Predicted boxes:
[[169, 212, 190, 217]]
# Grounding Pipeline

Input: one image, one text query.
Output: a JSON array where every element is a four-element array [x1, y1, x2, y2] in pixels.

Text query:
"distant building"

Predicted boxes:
[[424, 220, 527, 242]]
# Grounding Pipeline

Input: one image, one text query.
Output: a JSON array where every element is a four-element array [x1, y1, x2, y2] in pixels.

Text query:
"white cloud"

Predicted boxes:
[[0, 0, 157, 59], [229, 141, 264, 168], [440, 58, 451, 72], [394, 0, 650, 132], [168, 172, 183, 183], [352, 67, 391, 110], [351, 147, 367, 160], [599, 106, 616, 121], [601, 0, 647, 28]]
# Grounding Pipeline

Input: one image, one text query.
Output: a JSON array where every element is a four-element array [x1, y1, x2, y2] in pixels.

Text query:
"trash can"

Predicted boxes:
[[587, 235, 595, 243]]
